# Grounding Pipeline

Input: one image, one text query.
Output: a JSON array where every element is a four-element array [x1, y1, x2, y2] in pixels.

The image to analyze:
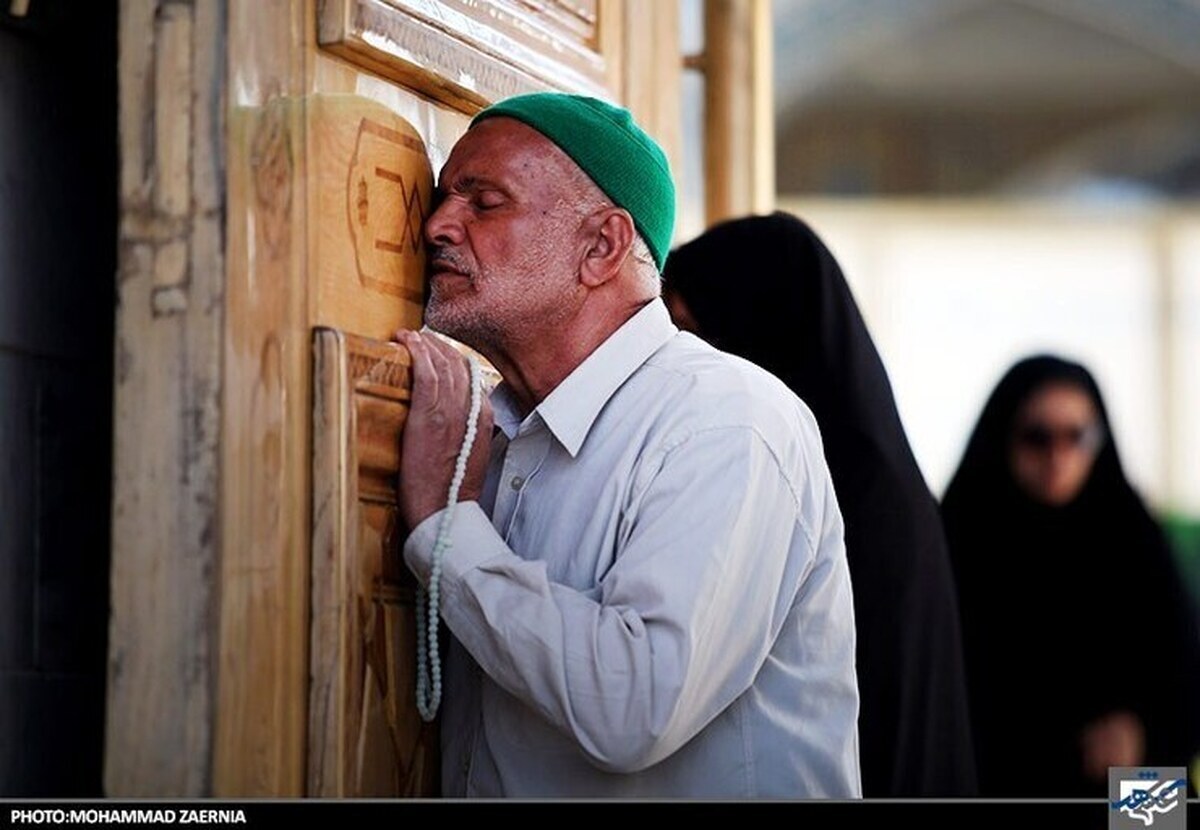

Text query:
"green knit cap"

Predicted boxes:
[[471, 92, 676, 271]]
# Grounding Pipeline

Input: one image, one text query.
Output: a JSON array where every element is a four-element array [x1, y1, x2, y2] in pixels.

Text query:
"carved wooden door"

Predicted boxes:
[[305, 97, 433, 796], [310, 327, 430, 795]]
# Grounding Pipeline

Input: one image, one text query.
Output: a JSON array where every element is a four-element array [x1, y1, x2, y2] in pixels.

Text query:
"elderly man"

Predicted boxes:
[[395, 92, 859, 798]]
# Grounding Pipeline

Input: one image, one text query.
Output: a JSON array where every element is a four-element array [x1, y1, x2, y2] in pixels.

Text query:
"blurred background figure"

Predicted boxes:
[[663, 212, 977, 797], [755, 0, 1200, 619], [942, 355, 1200, 797]]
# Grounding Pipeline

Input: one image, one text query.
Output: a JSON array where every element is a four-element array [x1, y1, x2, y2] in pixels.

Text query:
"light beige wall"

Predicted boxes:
[[780, 197, 1200, 517]]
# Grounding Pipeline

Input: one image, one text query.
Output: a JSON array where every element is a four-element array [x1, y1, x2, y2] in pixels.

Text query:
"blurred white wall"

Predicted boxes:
[[780, 198, 1200, 517]]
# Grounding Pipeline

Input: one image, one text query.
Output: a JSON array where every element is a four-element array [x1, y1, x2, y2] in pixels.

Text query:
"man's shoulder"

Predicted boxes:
[[634, 331, 817, 443], [642, 331, 794, 400], [621, 334, 833, 517]]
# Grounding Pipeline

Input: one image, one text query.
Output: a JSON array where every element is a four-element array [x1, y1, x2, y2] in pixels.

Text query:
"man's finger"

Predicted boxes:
[[400, 331, 440, 409], [426, 333, 473, 404], [421, 334, 460, 405]]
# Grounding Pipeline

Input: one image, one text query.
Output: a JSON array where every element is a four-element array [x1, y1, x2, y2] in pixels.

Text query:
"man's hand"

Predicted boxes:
[[393, 329, 494, 531]]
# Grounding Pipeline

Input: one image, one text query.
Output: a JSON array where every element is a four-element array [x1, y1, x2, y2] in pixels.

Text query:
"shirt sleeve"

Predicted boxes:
[[403, 425, 816, 773]]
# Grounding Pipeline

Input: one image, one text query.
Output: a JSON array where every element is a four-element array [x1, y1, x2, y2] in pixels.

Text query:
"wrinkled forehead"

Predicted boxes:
[[439, 117, 583, 191]]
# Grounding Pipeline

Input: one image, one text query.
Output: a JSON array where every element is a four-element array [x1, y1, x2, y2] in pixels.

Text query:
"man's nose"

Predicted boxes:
[[425, 197, 465, 247]]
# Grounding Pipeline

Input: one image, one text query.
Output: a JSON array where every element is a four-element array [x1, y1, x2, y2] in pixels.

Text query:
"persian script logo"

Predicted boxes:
[[1109, 768, 1187, 830]]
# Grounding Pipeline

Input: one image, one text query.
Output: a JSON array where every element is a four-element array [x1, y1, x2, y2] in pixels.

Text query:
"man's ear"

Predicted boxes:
[[579, 208, 635, 288]]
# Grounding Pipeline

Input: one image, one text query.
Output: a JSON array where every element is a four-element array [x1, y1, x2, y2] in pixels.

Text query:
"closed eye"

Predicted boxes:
[[476, 190, 507, 210]]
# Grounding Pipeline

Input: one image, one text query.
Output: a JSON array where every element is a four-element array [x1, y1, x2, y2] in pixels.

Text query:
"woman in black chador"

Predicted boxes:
[[663, 212, 977, 797], [941, 355, 1200, 797]]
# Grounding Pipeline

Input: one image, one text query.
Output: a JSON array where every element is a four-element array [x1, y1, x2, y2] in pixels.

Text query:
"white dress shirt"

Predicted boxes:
[[404, 298, 860, 798]]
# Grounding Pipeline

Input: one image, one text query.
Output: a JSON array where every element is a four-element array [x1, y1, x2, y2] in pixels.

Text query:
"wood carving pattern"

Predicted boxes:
[[348, 352, 411, 399], [319, 0, 611, 110], [311, 328, 434, 796], [312, 96, 428, 340], [251, 335, 286, 544], [346, 117, 427, 305], [250, 94, 294, 263]]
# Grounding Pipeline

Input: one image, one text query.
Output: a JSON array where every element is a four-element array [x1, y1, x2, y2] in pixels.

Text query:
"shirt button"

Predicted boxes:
[[510, 475, 524, 490]]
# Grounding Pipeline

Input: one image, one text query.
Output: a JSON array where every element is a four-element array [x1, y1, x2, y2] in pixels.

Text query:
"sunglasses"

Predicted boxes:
[[1014, 422, 1104, 453]]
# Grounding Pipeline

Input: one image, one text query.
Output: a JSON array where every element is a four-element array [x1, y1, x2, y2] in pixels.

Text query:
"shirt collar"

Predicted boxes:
[[490, 299, 678, 457]]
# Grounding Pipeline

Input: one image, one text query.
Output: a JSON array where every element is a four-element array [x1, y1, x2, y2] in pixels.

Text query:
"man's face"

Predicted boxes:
[[423, 117, 595, 350]]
